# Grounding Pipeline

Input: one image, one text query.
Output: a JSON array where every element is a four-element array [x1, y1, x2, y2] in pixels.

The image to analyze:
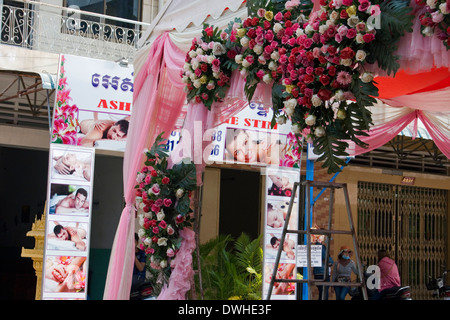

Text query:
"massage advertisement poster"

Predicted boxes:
[[51, 53, 134, 152], [263, 167, 300, 300], [41, 144, 95, 300], [166, 101, 302, 167]]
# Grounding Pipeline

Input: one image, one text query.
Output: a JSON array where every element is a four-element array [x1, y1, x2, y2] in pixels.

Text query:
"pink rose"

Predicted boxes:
[[163, 198, 172, 207], [342, 0, 353, 6], [152, 227, 159, 234], [150, 183, 160, 195], [159, 220, 167, 229], [167, 248, 175, 258]]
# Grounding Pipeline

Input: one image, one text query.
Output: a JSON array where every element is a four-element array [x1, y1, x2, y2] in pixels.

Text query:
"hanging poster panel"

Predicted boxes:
[[42, 144, 95, 300], [51, 53, 134, 152], [263, 167, 300, 300], [166, 102, 302, 300]]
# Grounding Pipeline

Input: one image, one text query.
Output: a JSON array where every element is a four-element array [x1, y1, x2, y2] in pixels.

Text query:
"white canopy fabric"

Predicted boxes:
[[134, 0, 247, 76]]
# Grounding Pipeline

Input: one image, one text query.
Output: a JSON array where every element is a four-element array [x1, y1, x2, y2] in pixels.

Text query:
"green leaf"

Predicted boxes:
[[313, 135, 349, 174], [170, 160, 197, 190]]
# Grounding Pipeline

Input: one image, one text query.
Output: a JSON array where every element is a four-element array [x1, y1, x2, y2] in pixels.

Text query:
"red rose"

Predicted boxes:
[[319, 74, 330, 86], [151, 169, 158, 177], [340, 47, 355, 59], [204, 26, 213, 37], [362, 33, 375, 43], [161, 176, 170, 184]]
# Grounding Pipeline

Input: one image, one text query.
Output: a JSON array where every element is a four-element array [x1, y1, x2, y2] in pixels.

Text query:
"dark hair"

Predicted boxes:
[[378, 249, 390, 262], [135, 233, 139, 242], [270, 236, 278, 247], [116, 119, 129, 136], [76, 188, 88, 198], [54, 225, 71, 240]]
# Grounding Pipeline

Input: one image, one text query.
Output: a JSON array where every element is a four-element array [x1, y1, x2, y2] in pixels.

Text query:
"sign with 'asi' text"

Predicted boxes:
[[52, 54, 134, 152]]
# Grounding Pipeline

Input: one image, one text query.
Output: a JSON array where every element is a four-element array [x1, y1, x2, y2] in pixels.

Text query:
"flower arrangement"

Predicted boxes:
[[416, 0, 450, 49], [181, 0, 414, 173], [182, 25, 232, 109], [51, 55, 80, 145], [135, 133, 197, 295]]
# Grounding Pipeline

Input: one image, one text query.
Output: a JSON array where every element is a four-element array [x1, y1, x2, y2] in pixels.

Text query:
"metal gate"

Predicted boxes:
[[357, 182, 448, 300]]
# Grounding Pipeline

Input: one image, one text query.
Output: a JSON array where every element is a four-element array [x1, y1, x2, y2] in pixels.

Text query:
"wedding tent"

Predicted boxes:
[[103, 0, 450, 300]]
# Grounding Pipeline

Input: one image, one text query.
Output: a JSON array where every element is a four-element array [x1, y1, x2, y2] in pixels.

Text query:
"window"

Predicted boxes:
[[65, 0, 141, 22]]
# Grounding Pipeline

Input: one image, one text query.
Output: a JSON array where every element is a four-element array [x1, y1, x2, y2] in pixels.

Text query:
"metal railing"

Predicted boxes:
[[0, 1, 151, 62]]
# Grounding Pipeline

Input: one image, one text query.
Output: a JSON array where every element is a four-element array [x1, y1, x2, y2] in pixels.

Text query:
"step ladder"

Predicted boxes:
[[265, 180, 368, 300]]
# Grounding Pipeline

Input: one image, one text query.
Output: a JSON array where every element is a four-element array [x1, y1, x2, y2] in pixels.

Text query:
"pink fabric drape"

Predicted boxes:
[[157, 228, 196, 300], [103, 32, 187, 299], [348, 102, 450, 160]]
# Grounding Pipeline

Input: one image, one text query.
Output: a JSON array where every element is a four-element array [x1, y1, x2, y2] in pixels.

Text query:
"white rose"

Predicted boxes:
[[263, 74, 272, 84], [273, 23, 283, 34], [319, 24, 329, 34], [143, 237, 152, 246], [334, 90, 345, 101], [268, 61, 277, 71], [176, 188, 184, 199], [254, 45, 263, 55], [426, 0, 437, 9], [235, 54, 243, 64], [356, 33, 364, 44], [138, 216, 145, 227], [195, 48, 203, 56], [340, 58, 352, 66], [193, 79, 201, 88], [311, 95, 322, 107], [314, 127, 326, 137], [157, 237, 168, 246], [355, 50, 366, 62], [270, 51, 280, 61], [212, 42, 226, 55], [240, 36, 249, 48], [296, 27, 304, 37], [360, 72, 374, 83], [305, 114, 317, 126], [242, 59, 251, 68], [283, 98, 297, 116], [439, 3, 448, 14], [160, 260, 168, 268], [156, 211, 165, 221], [347, 16, 359, 28], [188, 50, 197, 58], [138, 229, 145, 238]]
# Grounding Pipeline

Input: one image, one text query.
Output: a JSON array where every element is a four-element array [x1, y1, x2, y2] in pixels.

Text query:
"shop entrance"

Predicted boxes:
[[219, 169, 261, 240], [357, 181, 448, 299]]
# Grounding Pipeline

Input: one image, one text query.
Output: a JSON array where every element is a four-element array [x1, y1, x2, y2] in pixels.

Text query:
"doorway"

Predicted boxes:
[[219, 169, 261, 240]]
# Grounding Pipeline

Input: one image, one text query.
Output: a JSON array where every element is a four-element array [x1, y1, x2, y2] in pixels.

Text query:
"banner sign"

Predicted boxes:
[[42, 144, 95, 300], [262, 167, 300, 300], [51, 54, 134, 152]]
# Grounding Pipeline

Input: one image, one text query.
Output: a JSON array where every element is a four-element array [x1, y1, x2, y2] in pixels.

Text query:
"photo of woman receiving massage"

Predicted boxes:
[[224, 128, 287, 165]]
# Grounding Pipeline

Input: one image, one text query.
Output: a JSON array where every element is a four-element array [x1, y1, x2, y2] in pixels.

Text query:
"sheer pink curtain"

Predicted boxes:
[[103, 32, 187, 299], [348, 100, 450, 159]]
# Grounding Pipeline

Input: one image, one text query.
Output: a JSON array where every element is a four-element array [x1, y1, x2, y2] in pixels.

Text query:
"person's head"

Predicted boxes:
[[225, 129, 258, 163], [74, 188, 88, 209], [61, 153, 78, 173], [105, 119, 129, 141], [270, 236, 280, 249], [378, 249, 390, 262], [267, 203, 284, 228], [54, 225, 70, 240], [338, 246, 352, 260]]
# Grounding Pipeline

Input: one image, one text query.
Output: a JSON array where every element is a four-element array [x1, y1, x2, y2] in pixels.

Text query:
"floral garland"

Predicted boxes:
[[135, 133, 197, 295], [181, 0, 414, 173], [416, 0, 450, 49], [182, 26, 232, 109], [51, 55, 80, 145]]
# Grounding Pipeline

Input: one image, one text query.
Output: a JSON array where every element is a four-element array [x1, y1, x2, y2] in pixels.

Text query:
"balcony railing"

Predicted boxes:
[[0, 1, 151, 62]]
